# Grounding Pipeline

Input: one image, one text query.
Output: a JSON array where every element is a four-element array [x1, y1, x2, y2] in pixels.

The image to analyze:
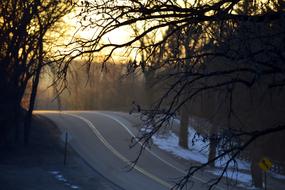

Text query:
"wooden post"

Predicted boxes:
[[264, 171, 267, 190], [64, 132, 68, 165]]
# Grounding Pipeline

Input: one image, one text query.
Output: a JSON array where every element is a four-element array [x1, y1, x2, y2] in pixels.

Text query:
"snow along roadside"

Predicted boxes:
[[148, 118, 285, 189]]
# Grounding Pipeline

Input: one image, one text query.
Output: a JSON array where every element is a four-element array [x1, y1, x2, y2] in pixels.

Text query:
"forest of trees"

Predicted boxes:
[[1, 0, 285, 189], [36, 62, 149, 111]]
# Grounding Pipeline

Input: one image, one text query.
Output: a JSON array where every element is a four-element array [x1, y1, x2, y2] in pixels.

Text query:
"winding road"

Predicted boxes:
[[35, 110, 236, 190]]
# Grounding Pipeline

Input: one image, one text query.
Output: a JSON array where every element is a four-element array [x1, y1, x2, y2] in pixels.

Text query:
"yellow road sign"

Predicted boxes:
[[258, 157, 272, 172]]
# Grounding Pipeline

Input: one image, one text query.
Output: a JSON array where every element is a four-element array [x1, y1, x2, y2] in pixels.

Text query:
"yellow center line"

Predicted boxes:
[[63, 112, 173, 189], [94, 112, 226, 190], [35, 110, 225, 190]]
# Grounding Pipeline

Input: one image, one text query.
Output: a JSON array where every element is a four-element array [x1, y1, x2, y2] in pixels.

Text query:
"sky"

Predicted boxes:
[[61, 7, 135, 63], [58, 0, 275, 63]]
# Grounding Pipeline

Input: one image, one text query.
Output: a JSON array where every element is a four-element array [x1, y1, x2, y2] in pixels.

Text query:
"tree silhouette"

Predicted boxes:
[[0, 0, 73, 144]]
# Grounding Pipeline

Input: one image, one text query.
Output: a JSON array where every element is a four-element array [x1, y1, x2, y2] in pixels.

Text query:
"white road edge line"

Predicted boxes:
[[95, 112, 187, 173], [63, 112, 173, 189], [94, 111, 225, 190], [35, 110, 224, 190]]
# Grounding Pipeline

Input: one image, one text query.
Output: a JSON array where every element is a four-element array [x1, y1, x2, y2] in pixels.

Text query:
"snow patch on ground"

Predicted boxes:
[[145, 117, 285, 188], [208, 168, 252, 184], [152, 120, 250, 170], [152, 131, 208, 163], [140, 126, 153, 133], [270, 172, 285, 180], [49, 170, 80, 189], [150, 118, 253, 187], [215, 155, 250, 171], [151, 126, 255, 188]]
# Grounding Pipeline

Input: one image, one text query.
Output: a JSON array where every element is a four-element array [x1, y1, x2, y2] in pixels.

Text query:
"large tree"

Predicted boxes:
[[0, 0, 73, 144]]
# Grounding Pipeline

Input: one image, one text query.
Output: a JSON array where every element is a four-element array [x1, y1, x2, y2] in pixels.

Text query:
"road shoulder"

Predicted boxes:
[[0, 114, 120, 190]]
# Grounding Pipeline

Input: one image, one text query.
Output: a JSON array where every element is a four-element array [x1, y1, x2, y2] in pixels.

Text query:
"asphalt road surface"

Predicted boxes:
[[35, 111, 243, 190]]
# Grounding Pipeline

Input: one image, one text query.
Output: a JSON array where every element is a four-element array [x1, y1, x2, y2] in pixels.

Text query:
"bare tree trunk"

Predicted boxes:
[[14, 85, 27, 143], [250, 145, 263, 188], [144, 71, 154, 109], [178, 32, 191, 149], [0, 72, 22, 144], [13, 98, 20, 143], [208, 125, 218, 167], [24, 65, 41, 144], [24, 28, 43, 144], [179, 106, 189, 149]]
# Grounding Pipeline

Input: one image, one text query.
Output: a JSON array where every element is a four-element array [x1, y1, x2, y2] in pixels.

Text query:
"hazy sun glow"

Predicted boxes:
[[60, 0, 275, 63]]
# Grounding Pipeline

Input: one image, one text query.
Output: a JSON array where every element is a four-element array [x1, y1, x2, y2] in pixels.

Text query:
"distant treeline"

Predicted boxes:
[[35, 62, 153, 112]]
